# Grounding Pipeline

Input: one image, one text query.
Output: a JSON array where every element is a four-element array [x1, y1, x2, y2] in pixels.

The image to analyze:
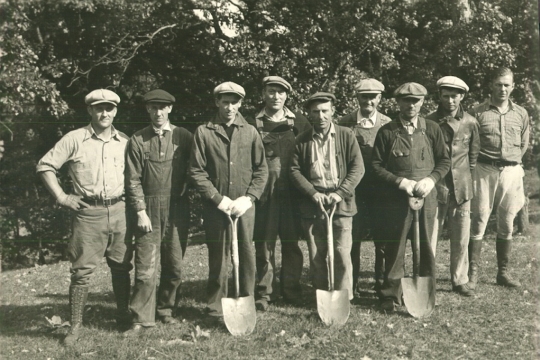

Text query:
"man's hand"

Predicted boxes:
[[0, 140, 4, 160], [137, 210, 153, 233], [57, 193, 88, 211], [217, 196, 233, 215], [312, 192, 328, 208], [327, 192, 342, 206], [229, 196, 252, 217], [413, 177, 435, 198], [398, 178, 417, 197]]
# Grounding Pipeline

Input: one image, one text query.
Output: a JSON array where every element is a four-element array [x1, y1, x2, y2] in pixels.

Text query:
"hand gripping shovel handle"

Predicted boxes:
[[408, 197, 424, 278], [319, 203, 337, 290], [227, 215, 240, 298]]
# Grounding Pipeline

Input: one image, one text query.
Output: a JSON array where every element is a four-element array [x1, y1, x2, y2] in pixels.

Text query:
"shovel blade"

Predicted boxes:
[[222, 296, 256, 336], [316, 289, 350, 326], [402, 277, 435, 318]]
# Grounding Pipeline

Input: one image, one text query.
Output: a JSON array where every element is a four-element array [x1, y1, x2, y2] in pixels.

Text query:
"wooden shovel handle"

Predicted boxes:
[[227, 215, 240, 298]]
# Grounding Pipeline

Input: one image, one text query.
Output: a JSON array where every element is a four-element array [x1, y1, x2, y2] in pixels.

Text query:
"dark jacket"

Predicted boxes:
[[290, 125, 365, 217], [426, 105, 480, 205], [189, 113, 268, 206]]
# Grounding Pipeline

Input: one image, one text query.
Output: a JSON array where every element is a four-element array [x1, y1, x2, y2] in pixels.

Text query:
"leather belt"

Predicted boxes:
[[82, 196, 123, 207], [478, 157, 518, 168]]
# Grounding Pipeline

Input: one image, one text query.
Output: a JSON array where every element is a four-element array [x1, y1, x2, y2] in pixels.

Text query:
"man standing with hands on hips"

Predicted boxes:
[[469, 67, 529, 289], [124, 89, 193, 335], [37, 89, 132, 345]]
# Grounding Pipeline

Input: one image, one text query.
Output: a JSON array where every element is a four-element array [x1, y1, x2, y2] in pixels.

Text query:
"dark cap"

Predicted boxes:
[[355, 78, 385, 94], [262, 76, 292, 92], [85, 89, 120, 106], [213, 81, 245, 98], [143, 89, 175, 104], [304, 92, 336, 107], [393, 82, 428, 99]]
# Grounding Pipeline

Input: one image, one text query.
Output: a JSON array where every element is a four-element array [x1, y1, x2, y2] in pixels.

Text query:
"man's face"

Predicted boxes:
[[356, 93, 381, 117], [308, 100, 335, 134], [440, 89, 464, 113], [215, 94, 242, 122], [263, 85, 287, 111], [87, 103, 117, 131], [146, 102, 172, 128], [397, 97, 424, 120], [490, 75, 514, 103]]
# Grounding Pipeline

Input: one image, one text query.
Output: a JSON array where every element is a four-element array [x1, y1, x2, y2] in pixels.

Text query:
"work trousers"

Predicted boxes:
[[431, 196, 470, 286], [68, 200, 132, 286], [302, 215, 353, 300], [471, 162, 525, 240], [204, 205, 256, 316], [130, 196, 188, 326]]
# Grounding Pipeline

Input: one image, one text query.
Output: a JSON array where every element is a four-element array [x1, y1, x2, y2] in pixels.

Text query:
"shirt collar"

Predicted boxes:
[[399, 114, 418, 129], [153, 121, 172, 133], [356, 109, 377, 125], [311, 122, 336, 140], [83, 124, 121, 142], [256, 106, 296, 120], [436, 104, 464, 121], [488, 97, 515, 112]]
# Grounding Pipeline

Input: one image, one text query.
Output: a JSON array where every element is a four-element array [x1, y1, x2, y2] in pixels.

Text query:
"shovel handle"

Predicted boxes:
[[319, 203, 336, 290], [409, 197, 423, 278], [227, 215, 240, 298]]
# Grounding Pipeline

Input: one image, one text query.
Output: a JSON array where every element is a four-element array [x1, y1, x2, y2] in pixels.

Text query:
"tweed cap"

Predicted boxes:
[[85, 89, 120, 106], [305, 92, 336, 107], [213, 81, 245, 98], [355, 78, 385, 94], [262, 76, 292, 92], [436, 76, 469, 92], [394, 82, 428, 99], [143, 89, 175, 104]]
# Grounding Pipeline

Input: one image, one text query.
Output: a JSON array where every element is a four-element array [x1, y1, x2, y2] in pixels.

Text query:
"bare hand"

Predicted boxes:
[[57, 193, 89, 211], [137, 210, 153, 233], [413, 177, 435, 198], [398, 178, 417, 197], [327, 192, 342, 206], [229, 196, 252, 217], [312, 192, 328, 208]]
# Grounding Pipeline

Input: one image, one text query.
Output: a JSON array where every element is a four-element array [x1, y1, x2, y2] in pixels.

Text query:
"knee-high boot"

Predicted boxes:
[[64, 285, 88, 346], [496, 239, 521, 287], [468, 240, 482, 290]]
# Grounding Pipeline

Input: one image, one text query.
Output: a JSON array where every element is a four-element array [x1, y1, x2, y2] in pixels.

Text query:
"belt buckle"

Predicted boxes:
[[103, 198, 113, 207]]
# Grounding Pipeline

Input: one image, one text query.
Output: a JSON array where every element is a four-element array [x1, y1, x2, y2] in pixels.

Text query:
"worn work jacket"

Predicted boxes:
[[426, 105, 480, 205], [189, 113, 268, 207], [290, 125, 365, 217], [125, 124, 193, 212]]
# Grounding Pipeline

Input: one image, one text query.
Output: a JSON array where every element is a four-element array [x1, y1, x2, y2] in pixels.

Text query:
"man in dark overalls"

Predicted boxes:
[[372, 83, 450, 312], [339, 78, 392, 295], [249, 76, 312, 310], [124, 89, 193, 334]]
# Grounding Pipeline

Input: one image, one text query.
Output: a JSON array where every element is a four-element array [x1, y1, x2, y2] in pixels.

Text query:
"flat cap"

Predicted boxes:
[[213, 81, 245, 98], [355, 78, 385, 93], [143, 89, 175, 103], [85, 89, 120, 106], [394, 82, 427, 99], [262, 76, 292, 92], [305, 92, 337, 107], [436, 76, 469, 92]]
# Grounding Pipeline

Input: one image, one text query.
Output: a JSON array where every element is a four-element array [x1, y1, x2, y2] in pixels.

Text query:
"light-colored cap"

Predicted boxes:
[[436, 76, 469, 92], [262, 76, 292, 92], [394, 82, 428, 99], [355, 78, 385, 93], [213, 81, 245, 98], [84, 89, 120, 106]]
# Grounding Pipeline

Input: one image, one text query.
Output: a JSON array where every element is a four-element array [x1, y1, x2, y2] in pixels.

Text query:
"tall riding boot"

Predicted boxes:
[[496, 239, 521, 287], [111, 271, 131, 330], [64, 285, 88, 346], [468, 240, 482, 290]]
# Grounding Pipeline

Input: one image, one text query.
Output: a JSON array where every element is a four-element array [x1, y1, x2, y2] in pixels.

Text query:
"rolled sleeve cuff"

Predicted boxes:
[[210, 192, 224, 206], [132, 199, 146, 212], [36, 163, 57, 174], [246, 193, 257, 202], [395, 176, 404, 187], [335, 187, 350, 200]]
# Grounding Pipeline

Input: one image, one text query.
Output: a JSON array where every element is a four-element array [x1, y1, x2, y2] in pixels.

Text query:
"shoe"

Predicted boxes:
[[496, 239, 521, 288], [255, 299, 269, 312], [123, 324, 147, 337], [159, 315, 179, 325], [452, 283, 475, 297], [380, 299, 396, 313]]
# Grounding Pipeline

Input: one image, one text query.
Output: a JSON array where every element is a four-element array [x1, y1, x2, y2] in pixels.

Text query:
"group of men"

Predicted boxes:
[[36, 66, 529, 345]]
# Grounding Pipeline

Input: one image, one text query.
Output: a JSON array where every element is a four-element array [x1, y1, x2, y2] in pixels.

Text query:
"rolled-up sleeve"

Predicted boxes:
[[36, 135, 72, 174]]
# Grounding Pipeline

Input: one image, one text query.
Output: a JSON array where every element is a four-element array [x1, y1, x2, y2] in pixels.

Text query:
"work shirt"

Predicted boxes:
[[255, 107, 296, 124], [469, 99, 529, 163], [37, 124, 128, 199], [310, 123, 339, 190], [400, 116, 418, 135], [356, 110, 377, 128], [152, 121, 172, 137]]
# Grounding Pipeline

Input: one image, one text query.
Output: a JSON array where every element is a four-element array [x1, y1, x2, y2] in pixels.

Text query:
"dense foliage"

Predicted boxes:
[[0, 0, 538, 268]]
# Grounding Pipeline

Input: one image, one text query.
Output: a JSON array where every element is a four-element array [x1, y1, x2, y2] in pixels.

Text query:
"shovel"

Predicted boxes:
[[222, 215, 256, 336], [316, 203, 350, 326], [401, 196, 435, 318]]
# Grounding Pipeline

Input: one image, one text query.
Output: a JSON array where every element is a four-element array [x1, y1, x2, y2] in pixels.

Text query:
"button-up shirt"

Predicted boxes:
[[469, 99, 529, 162], [356, 110, 377, 128], [255, 106, 296, 123], [400, 115, 418, 135], [153, 121, 172, 137], [310, 123, 339, 190], [36, 124, 128, 199]]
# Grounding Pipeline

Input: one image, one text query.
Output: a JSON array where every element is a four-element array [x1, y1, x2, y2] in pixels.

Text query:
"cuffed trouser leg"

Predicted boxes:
[[447, 198, 470, 287]]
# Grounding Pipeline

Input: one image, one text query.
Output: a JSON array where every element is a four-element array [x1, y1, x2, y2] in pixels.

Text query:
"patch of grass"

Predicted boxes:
[[1, 170, 539, 360]]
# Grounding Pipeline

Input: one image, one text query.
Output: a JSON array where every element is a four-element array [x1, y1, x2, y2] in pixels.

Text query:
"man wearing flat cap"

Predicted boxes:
[[37, 89, 132, 345], [189, 82, 268, 319], [426, 76, 480, 296], [248, 76, 311, 310], [123, 89, 193, 335], [339, 78, 392, 295], [290, 92, 364, 301], [371, 83, 450, 311]]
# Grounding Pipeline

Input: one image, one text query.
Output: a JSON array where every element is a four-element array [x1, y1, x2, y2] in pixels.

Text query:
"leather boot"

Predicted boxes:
[[111, 271, 131, 330], [64, 286, 88, 346], [496, 239, 521, 287], [468, 240, 482, 290], [374, 243, 385, 293]]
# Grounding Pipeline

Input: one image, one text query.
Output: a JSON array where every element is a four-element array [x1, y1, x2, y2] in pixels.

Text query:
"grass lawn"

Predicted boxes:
[[1, 170, 539, 360]]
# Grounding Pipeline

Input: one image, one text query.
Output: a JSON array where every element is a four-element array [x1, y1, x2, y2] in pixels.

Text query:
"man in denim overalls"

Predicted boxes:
[[372, 83, 451, 312]]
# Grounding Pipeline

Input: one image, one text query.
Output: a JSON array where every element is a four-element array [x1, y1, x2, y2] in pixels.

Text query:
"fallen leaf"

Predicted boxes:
[[45, 315, 63, 327], [386, 324, 394, 329], [278, 330, 286, 336], [353, 330, 362, 337], [194, 325, 210, 339]]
